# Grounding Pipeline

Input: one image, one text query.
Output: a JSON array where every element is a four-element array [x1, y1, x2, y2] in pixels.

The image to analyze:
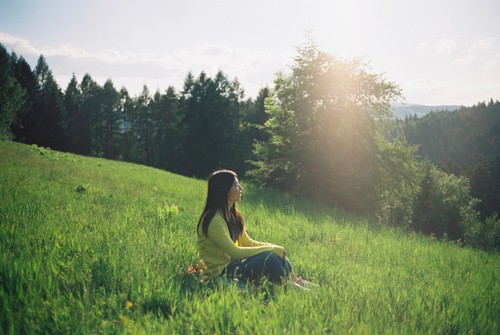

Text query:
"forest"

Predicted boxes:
[[1, 42, 498, 251], [399, 102, 500, 221]]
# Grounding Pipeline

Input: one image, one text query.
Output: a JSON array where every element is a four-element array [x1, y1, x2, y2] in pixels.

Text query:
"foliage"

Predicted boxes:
[[0, 45, 26, 140], [1, 44, 254, 179], [1, 141, 499, 334], [1, 42, 497, 250], [401, 100, 500, 166], [30, 55, 69, 150], [248, 87, 301, 191], [464, 213, 500, 252], [400, 100, 500, 219], [249, 40, 409, 220], [374, 135, 422, 228], [412, 164, 480, 240], [177, 71, 245, 177]]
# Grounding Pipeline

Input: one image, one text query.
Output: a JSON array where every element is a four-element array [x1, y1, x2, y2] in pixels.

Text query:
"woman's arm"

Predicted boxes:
[[239, 228, 283, 250], [208, 215, 284, 259]]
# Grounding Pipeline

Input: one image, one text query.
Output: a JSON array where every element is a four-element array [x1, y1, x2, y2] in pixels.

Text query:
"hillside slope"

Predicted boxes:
[[1, 141, 499, 334]]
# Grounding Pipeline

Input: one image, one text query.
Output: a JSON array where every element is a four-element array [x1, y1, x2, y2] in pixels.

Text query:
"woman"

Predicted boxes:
[[196, 169, 312, 288]]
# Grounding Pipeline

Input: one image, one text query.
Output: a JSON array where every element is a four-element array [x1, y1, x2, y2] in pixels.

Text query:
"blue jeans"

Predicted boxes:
[[223, 252, 293, 284]]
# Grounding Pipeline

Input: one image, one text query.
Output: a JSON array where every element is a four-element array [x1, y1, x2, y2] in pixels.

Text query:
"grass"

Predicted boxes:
[[1, 140, 499, 334]]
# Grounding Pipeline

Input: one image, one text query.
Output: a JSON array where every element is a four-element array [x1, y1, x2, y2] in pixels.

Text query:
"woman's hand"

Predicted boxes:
[[271, 245, 286, 259]]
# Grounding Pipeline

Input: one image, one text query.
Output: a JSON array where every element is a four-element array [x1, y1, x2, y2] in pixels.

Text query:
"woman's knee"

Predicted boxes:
[[261, 253, 286, 282], [244, 252, 286, 283]]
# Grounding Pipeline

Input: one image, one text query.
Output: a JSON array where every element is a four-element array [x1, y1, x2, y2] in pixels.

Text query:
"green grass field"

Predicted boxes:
[[1, 140, 499, 334]]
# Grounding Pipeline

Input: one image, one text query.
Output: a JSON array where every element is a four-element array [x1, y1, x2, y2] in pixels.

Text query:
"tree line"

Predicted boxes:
[[399, 101, 500, 221], [1, 42, 498, 251]]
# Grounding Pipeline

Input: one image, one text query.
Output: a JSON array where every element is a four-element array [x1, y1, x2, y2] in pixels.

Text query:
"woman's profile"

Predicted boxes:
[[196, 169, 314, 289]]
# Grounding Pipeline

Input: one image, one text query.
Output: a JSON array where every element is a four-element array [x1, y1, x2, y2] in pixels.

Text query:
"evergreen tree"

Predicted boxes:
[[178, 71, 243, 177], [80, 74, 102, 156], [117, 87, 134, 161], [100, 79, 121, 159], [11, 55, 36, 142], [64, 74, 85, 154], [133, 85, 154, 164], [31, 55, 68, 150], [0, 45, 26, 140], [153, 86, 180, 170]]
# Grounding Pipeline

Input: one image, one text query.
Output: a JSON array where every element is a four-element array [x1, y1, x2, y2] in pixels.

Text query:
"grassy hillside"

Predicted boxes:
[[1, 141, 499, 334]]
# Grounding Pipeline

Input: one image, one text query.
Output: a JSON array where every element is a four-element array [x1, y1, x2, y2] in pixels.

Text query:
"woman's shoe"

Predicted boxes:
[[295, 276, 319, 288], [288, 280, 311, 291]]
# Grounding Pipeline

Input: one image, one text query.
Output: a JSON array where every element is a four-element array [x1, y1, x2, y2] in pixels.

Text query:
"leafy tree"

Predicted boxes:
[[375, 135, 421, 228], [464, 213, 500, 251], [249, 40, 404, 217], [412, 164, 479, 240]]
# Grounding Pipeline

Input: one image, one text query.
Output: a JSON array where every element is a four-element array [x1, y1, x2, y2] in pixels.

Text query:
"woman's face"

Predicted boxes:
[[227, 177, 243, 204]]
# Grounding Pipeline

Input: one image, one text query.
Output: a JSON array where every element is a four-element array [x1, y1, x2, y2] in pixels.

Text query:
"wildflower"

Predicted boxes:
[[187, 264, 197, 275], [126, 301, 134, 310]]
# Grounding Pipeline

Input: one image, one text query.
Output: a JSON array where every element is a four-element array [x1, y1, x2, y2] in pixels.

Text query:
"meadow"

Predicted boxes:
[[0, 140, 499, 334]]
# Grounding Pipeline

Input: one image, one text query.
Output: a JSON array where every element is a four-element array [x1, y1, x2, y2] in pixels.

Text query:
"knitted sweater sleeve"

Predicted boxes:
[[207, 215, 284, 260]]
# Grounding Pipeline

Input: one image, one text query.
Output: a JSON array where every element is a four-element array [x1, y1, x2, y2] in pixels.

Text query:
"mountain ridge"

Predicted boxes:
[[391, 103, 461, 119]]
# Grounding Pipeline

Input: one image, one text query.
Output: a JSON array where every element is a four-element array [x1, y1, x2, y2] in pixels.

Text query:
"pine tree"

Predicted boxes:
[[31, 55, 68, 150], [0, 45, 26, 140]]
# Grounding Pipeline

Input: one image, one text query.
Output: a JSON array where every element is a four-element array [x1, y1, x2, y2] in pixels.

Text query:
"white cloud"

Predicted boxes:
[[480, 51, 500, 72], [448, 54, 476, 66], [435, 38, 456, 55], [469, 37, 495, 53], [448, 37, 497, 68], [1, 32, 290, 98], [417, 41, 429, 54], [401, 78, 500, 106], [0, 32, 40, 55]]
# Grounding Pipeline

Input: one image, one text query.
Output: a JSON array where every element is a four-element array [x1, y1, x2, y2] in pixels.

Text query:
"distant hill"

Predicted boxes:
[[391, 103, 461, 119]]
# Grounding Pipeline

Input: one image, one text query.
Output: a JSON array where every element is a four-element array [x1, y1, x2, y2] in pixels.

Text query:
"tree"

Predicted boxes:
[[100, 79, 121, 159], [80, 74, 102, 156], [64, 74, 85, 154], [178, 71, 243, 177], [412, 164, 479, 240], [152, 86, 180, 170], [132, 85, 154, 164], [117, 87, 134, 161], [248, 84, 301, 191], [0, 45, 26, 140], [11, 55, 36, 142], [250, 40, 404, 216], [31, 55, 68, 150]]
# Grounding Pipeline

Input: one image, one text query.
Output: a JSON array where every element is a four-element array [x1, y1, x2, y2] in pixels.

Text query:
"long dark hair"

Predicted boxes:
[[197, 169, 244, 241]]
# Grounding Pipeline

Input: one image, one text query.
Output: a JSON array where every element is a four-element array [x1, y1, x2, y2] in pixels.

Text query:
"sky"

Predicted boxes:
[[1, 0, 499, 106]]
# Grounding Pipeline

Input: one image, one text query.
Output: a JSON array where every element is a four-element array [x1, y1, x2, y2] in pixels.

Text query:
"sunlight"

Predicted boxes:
[[325, 0, 361, 53]]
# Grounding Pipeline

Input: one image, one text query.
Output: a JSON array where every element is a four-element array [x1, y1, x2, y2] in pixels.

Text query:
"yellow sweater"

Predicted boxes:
[[197, 211, 284, 280]]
